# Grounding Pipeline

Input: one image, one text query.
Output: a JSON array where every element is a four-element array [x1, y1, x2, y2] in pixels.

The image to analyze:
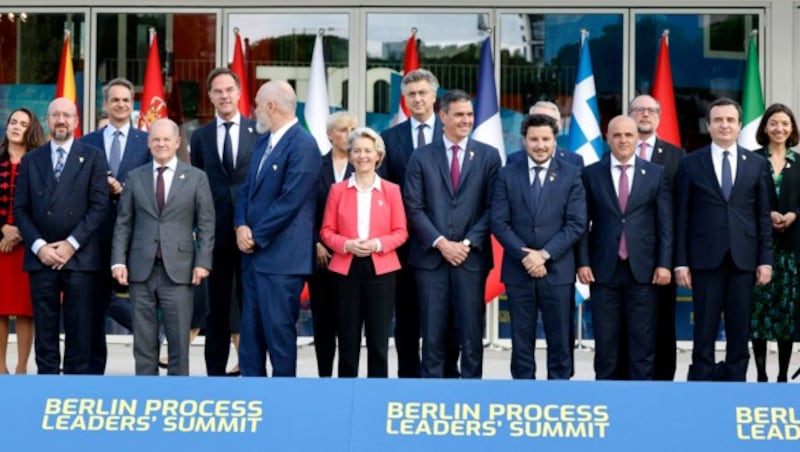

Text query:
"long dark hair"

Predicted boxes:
[[0, 108, 46, 160]]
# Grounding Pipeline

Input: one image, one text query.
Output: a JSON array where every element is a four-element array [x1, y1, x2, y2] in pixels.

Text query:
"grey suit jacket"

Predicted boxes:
[[112, 160, 215, 284]]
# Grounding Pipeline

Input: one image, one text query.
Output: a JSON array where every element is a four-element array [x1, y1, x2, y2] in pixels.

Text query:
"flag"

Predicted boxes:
[[568, 30, 603, 305], [304, 33, 330, 154], [56, 29, 81, 138], [231, 30, 252, 117], [472, 37, 507, 303], [738, 32, 764, 150], [651, 31, 681, 147], [138, 28, 167, 131], [568, 30, 603, 166], [393, 31, 419, 124]]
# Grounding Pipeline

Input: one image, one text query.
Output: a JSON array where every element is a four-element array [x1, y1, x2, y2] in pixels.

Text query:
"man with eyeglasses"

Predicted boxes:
[[627, 95, 685, 380], [191, 67, 259, 376], [13, 97, 109, 374]]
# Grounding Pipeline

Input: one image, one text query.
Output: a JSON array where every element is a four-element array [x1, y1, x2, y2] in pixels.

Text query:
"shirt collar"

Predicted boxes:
[[153, 156, 178, 172], [610, 152, 635, 168], [527, 156, 551, 172], [50, 138, 75, 153], [410, 114, 436, 132], [104, 122, 131, 138], [347, 174, 382, 191], [711, 142, 737, 158], [269, 117, 298, 148], [442, 135, 469, 152], [637, 134, 656, 148], [216, 112, 241, 128]]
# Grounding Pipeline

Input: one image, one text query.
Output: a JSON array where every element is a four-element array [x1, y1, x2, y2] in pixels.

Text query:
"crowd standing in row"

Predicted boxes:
[[0, 67, 796, 382]]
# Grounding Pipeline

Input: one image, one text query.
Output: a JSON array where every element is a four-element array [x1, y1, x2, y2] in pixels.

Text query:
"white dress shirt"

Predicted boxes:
[[346, 174, 383, 252], [710, 142, 738, 187], [103, 122, 130, 161], [410, 114, 436, 149], [609, 153, 635, 196], [527, 156, 551, 186], [635, 135, 656, 162], [216, 112, 242, 164]]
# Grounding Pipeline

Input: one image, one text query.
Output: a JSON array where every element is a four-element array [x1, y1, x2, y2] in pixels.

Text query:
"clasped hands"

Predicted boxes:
[[521, 247, 547, 278], [344, 238, 379, 257], [771, 211, 796, 232], [0, 224, 22, 253], [436, 239, 469, 266], [36, 240, 76, 270], [112, 266, 209, 286]]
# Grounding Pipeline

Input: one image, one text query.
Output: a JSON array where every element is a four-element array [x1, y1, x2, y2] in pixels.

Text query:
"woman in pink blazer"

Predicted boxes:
[[321, 127, 408, 377]]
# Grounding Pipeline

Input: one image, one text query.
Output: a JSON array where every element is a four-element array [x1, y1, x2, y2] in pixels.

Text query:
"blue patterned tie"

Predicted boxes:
[[531, 166, 544, 208], [721, 150, 733, 200], [109, 130, 122, 177], [54, 147, 66, 181], [256, 140, 274, 178]]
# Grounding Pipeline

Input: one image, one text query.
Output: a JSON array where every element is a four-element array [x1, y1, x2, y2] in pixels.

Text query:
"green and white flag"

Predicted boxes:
[[738, 32, 764, 150]]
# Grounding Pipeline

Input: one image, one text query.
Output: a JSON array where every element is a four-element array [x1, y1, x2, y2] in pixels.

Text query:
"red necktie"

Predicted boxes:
[[638, 142, 648, 160], [450, 145, 461, 191], [617, 164, 630, 259]]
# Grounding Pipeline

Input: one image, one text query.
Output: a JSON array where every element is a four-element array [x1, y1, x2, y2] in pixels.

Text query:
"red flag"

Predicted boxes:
[[138, 28, 167, 131], [651, 31, 681, 147], [231, 30, 252, 117], [484, 236, 506, 302], [55, 29, 81, 138], [395, 31, 419, 122]]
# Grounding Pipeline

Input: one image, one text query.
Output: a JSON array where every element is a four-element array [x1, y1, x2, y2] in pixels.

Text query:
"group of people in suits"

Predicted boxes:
[[2, 63, 796, 382]]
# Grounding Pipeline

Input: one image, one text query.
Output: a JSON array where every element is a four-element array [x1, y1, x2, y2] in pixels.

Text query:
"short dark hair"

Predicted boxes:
[[706, 97, 742, 123], [0, 108, 46, 159], [206, 67, 241, 92], [756, 103, 800, 148], [102, 78, 134, 102], [440, 89, 472, 113], [520, 114, 559, 137]]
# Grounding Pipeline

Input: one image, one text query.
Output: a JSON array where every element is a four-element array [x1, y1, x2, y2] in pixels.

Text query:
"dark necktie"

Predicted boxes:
[[450, 145, 461, 191], [156, 166, 167, 258], [256, 140, 274, 178], [416, 124, 427, 149], [54, 147, 66, 181], [109, 130, 122, 177], [222, 121, 235, 176], [721, 150, 733, 200], [531, 166, 544, 206], [617, 164, 630, 259]]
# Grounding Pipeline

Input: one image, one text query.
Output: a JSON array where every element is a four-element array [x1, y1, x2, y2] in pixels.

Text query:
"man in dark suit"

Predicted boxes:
[[235, 80, 321, 377], [190, 67, 259, 376], [628, 94, 685, 380], [13, 97, 109, 374], [507, 101, 584, 168], [81, 77, 151, 374], [379, 69, 459, 378], [578, 115, 673, 380], [112, 118, 215, 375], [675, 98, 773, 382], [404, 89, 501, 378], [492, 114, 586, 379]]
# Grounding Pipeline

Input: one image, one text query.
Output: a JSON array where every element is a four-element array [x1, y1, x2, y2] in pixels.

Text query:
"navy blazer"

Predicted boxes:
[[379, 118, 444, 190], [13, 140, 109, 271], [234, 122, 322, 275], [650, 138, 685, 186], [190, 117, 259, 249], [81, 125, 151, 242], [492, 157, 586, 286], [675, 145, 773, 271], [507, 147, 585, 168], [578, 157, 673, 284], [404, 137, 501, 272]]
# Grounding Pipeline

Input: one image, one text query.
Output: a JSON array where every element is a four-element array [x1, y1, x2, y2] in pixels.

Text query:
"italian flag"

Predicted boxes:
[[738, 32, 763, 151]]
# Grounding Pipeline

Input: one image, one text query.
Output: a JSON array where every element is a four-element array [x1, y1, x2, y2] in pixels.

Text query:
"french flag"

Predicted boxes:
[[472, 37, 506, 165]]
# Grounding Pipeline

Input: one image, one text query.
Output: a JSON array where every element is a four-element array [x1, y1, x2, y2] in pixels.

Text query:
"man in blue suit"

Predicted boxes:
[[577, 115, 673, 380], [191, 67, 259, 376], [14, 97, 109, 374], [380, 69, 459, 378], [675, 98, 773, 382], [492, 114, 586, 379], [234, 80, 321, 377], [81, 77, 151, 374], [404, 89, 501, 378]]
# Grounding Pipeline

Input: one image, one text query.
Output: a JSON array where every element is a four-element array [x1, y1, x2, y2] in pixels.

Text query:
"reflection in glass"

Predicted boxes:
[[500, 13, 623, 155], [635, 14, 759, 151]]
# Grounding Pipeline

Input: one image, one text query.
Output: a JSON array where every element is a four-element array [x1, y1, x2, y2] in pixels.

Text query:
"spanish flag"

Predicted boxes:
[[138, 28, 167, 131], [56, 29, 81, 138]]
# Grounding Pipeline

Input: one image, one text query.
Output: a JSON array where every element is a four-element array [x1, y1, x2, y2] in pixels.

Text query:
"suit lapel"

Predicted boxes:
[[435, 142, 454, 195], [698, 147, 725, 200], [598, 159, 621, 215], [35, 147, 57, 193], [458, 140, 478, 192], [142, 165, 160, 216], [730, 146, 751, 199], [651, 139, 667, 165], [53, 143, 84, 194], [236, 119, 257, 179], [515, 160, 538, 222], [118, 129, 144, 177], [534, 159, 560, 217], [627, 159, 648, 210], [163, 162, 189, 212]]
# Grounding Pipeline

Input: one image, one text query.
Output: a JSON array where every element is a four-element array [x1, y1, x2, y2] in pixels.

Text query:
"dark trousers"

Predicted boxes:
[[507, 280, 572, 380], [30, 270, 96, 374], [204, 242, 242, 376], [417, 265, 487, 379], [688, 253, 754, 382], [336, 257, 395, 378], [130, 261, 193, 376], [239, 270, 304, 377], [653, 282, 677, 380], [308, 266, 339, 377], [591, 259, 657, 380]]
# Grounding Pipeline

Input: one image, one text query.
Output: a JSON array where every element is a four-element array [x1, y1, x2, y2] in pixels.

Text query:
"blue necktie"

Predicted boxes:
[[256, 140, 274, 178], [721, 150, 733, 200], [54, 147, 66, 181], [222, 121, 235, 176], [416, 124, 427, 149], [109, 130, 122, 177], [531, 166, 544, 208]]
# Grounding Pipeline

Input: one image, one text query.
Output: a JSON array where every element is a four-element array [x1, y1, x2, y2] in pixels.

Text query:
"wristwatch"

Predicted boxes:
[[462, 239, 471, 248], [541, 249, 551, 261]]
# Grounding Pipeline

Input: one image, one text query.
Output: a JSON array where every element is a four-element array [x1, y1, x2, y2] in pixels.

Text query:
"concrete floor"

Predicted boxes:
[[2, 336, 799, 382]]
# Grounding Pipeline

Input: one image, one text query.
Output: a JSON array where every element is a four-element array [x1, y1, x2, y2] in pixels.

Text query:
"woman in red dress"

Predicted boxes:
[[0, 108, 45, 374]]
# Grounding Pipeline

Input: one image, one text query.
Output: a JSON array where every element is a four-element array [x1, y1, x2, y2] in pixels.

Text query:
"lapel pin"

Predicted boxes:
[[378, 199, 384, 207], [742, 154, 747, 160], [657, 148, 663, 154], [788, 163, 792, 169], [469, 151, 475, 160], [641, 169, 646, 175], [549, 172, 557, 182], [248, 127, 253, 133], [179, 173, 186, 180], [272, 164, 278, 171], [79, 156, 84, 163]]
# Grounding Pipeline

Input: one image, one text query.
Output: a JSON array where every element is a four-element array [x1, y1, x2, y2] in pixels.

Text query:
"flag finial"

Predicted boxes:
[[318, 28, 325, 36], [234, 27, 240, 34], [410, 27, 417, 36]]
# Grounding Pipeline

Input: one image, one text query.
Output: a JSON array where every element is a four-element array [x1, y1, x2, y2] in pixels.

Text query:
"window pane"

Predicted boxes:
[[500, 13, 624, 156], [229, 13, 349, 135], [0, 12, 86, 134], [365, 12, 488, 132], [634, 13, 759, 151]]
